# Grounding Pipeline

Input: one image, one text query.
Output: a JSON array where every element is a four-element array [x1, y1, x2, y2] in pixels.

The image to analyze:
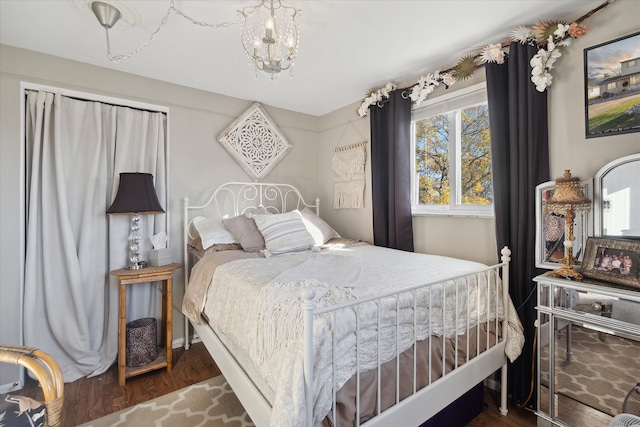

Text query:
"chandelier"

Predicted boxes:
[[238, 0, 301, 78], [87, 0, 300, 79]]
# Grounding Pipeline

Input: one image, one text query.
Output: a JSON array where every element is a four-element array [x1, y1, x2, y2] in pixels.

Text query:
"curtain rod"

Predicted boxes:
[[389, 0, 614, 97]]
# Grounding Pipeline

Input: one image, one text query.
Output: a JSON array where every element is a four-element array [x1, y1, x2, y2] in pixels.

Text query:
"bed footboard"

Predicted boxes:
[[303, 247, 512, 426]]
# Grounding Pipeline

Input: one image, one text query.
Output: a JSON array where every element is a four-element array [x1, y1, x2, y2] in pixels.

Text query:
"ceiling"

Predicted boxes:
[[0, 0, 605, 116]]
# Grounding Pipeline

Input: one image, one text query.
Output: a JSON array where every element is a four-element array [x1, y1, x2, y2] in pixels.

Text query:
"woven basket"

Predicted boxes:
[[126, 318, 158, 367]]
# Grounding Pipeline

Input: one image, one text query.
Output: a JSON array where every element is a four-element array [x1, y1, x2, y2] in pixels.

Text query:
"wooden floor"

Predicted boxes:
[[13, 342, 537, 426]]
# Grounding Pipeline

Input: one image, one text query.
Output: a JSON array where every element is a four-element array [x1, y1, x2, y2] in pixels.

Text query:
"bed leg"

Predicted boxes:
[[184, 319, 190, 350], [499, 362, 508, 415]]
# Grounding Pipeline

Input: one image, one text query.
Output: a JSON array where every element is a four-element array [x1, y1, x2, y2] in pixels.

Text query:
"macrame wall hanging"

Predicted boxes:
[[332, 122, 368, 209]]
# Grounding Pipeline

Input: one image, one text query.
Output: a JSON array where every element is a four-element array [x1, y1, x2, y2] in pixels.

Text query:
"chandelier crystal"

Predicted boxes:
[[238, 0, 301, 79]]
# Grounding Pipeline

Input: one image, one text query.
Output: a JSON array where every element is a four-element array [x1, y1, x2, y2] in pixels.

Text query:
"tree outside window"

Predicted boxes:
[[413, 101, 493, 215]]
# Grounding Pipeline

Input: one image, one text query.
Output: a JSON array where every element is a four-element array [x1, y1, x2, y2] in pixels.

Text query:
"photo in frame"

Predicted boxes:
[[584, 31, 640, 138], [582, 237, 640, 288]]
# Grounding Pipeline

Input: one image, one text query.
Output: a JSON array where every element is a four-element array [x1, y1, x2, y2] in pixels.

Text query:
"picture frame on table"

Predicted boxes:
[[583, 31, 640, 139], [582, 237, 640, 288]]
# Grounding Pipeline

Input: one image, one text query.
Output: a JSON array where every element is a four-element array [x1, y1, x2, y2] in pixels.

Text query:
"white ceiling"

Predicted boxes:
[[0, 0, 604, 116]]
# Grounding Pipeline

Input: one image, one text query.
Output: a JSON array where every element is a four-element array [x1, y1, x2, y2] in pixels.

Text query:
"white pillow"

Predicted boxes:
[[192, 217, 238, 249], [253, 210, 315, 255], [300, 207, 340, 245]]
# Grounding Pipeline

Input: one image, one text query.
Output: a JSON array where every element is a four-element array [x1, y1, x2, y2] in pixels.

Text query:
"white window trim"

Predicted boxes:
[[410, 82, 494, 218]]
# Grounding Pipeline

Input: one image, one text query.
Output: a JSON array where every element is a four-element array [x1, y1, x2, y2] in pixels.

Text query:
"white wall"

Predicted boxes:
[[317, 105, 373, 243], [0, 45, 318, 387]]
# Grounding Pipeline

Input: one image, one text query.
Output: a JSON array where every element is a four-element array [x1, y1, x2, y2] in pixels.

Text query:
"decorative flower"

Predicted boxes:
[[357, 82, 396, 117], [558, 38, 573, 48], [480, 43, 505, 64], [511, 26, 534, 44], [568, 22, 588, 38], [532, 20, 565, 46], [409, 72, 442, 105], [379, 82, 395, 99], [454, 55, 478, 80], [554, 23, 570, 39], [530, 36, 562, 92], [441, 72, 456, 87]]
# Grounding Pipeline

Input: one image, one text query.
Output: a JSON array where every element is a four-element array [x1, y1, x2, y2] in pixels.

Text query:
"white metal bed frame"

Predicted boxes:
[[182, 182, 510, 427]]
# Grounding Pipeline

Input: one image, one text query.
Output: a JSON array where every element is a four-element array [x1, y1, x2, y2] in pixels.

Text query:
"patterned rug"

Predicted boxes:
[[77, 375, 254, 427], [540, 324, 640, 416]]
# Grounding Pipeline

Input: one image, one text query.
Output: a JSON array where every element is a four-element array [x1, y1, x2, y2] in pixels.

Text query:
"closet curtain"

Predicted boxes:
[[370, 90, 414, 252], [24, 91, 167, 382], [485, 42, 550, 408]]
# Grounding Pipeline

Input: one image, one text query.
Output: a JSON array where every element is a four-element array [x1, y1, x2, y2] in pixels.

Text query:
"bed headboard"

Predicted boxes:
[[183, 181, 319, 243], [182, 181, 318, 278]]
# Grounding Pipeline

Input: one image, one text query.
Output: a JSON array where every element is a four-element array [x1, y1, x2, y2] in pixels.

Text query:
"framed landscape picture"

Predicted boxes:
[[584, 31, 640, 138]]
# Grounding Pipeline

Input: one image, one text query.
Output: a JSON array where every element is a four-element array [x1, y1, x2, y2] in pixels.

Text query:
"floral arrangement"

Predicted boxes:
[[357, 82, 397, 118], [357, 2, 605, 118], [510, 20, 589, 91], [407, 71, 456, 105]]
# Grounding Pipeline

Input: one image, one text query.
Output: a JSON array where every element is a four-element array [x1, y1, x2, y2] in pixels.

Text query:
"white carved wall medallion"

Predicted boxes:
[[217, 102, 292, 181]]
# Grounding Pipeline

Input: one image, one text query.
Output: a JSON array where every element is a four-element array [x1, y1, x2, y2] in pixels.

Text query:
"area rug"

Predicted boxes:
[[78, 375, 254, 427], [540, 324, 640, 416]]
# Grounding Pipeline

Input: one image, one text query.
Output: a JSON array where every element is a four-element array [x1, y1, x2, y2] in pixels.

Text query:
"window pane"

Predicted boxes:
[[415, 113, 450, 205], [461, 104, 493, 205]]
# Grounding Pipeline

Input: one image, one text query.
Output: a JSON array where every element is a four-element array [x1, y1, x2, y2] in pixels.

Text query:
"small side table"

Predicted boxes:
[[111, 263, 181, 386]]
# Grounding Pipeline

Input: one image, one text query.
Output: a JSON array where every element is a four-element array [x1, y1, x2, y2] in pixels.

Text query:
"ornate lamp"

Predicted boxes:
[[544, 170, 591, 280], [238, 0, 300, 78], [107, 173, 164, 270]]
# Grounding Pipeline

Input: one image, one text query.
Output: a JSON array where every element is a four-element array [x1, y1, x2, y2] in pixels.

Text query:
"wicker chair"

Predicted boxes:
[[0, 344, 64, 427]]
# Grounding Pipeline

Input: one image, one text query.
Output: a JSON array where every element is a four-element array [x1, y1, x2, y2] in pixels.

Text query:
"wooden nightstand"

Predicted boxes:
[[111, 263, 181, 386]]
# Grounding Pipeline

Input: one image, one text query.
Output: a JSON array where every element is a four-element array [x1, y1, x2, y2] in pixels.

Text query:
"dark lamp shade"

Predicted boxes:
[[106, 172, 164, 214]]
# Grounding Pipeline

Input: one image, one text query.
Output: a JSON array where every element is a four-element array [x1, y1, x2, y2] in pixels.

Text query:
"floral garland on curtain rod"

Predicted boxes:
[[357, 0, 613, 118]]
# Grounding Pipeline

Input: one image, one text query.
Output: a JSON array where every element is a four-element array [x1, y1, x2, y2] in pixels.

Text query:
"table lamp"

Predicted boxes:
[[107, 172, 164, 270], [544, 170, 591, 280]]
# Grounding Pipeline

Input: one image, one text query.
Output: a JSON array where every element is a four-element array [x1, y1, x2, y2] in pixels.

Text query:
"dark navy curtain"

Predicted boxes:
[[486, 42, 550, 408], [369, 90, 414, 252]]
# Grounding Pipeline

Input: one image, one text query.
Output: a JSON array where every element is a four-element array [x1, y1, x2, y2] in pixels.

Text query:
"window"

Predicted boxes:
[[411, 84, 493, 216], [607, 82, 617, 90]]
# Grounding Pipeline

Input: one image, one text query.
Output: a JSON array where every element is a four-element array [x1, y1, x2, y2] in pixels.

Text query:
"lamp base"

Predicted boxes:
[[127, 261, 148, 270], [550, 265, 583, 281]]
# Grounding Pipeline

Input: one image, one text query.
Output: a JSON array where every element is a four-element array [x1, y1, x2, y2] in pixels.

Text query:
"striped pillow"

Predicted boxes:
[[253, 210, 315, 255]]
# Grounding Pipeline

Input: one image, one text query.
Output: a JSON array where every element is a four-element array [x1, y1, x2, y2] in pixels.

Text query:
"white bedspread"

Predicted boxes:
[[196, 245, 524, 426]]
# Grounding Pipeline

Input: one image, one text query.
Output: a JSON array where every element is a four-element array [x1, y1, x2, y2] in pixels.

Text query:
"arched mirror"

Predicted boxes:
[[535, 179, 592, 269], [594, 153, 640, 239]]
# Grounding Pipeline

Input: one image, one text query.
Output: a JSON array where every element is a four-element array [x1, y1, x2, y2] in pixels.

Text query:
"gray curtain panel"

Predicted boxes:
[[369, 90, 414, 252], [24, 91, 167, 382], [485, 42, 550, 408]]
